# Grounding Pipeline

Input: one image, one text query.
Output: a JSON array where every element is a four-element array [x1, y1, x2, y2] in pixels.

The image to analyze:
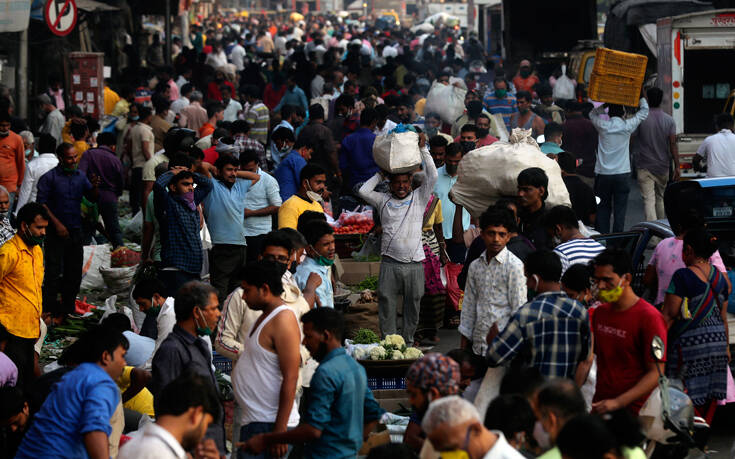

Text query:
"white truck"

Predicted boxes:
[[657, 9, 735, 177]]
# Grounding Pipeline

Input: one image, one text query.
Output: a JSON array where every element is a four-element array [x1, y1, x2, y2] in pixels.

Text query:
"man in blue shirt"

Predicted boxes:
[[239, 307, 383, 458], [295, 220, 335, 308], [153, 167, 213, 296], [340, 107, 379, 191], [241, 150, 282, 262], [274, 75, 309, 113], [15, 325, 128, 459], [433, 142, 470, 263], [274, 138, 314, 202], [37, 142, 99, 319], [483, 77, 518, 133], [270, 119, 298, 168], [200, 155, 260, 301]]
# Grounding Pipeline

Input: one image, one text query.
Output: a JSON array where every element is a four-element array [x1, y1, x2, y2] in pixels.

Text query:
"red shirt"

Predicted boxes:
[[203, 146, 218, 165], [0, 131, 25, 192], [207, 80, 236, 102], [199, 123, 215, 138], [592, 298, 667, 413]]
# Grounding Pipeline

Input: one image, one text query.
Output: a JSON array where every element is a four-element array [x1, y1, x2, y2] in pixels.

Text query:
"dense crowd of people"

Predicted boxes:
[[0, 9, 733, 459]]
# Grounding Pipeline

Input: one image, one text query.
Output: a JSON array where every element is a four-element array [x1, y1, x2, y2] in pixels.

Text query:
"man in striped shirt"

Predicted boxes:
[[242, 85, 270, 146], [543, 205, 605, 274], [482, 77, 518, 133]]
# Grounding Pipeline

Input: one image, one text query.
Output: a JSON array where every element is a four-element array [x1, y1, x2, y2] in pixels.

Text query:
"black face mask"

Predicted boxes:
[[477, 128, 489, 138], [460, 141, 476, 153]]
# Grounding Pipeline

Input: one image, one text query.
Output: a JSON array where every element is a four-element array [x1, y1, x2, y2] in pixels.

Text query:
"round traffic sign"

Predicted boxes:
[[44, 0, 78, 37]]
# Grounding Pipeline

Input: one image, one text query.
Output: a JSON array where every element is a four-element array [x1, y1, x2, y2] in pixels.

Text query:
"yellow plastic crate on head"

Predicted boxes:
[[588, 47, 648, 107]]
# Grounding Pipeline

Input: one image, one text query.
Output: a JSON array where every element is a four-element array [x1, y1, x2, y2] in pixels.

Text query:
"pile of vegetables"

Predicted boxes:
[[356, 276, 378, 291], [349, 331, 424, 361], [334, 223, 374, 234], [333, 209, 374, 234], [49, 308, 105, 338]]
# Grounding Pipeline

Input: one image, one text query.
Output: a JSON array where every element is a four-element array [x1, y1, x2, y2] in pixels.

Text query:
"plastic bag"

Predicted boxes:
[[352, 233, 381, 260], [100, 265, 138, 293], [122, 210, 143, 241], [717, 367, 735, 405], [373, 130, 422, 174], [81, 244, 111, 290], [425, 81, 467, 124], [553, 65, 576, 100], [337, 206, 373, 227], [449, 128, 571, 219]]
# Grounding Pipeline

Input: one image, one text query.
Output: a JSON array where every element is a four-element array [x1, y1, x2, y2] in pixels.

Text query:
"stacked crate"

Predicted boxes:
[[589, 48, 648, 106]]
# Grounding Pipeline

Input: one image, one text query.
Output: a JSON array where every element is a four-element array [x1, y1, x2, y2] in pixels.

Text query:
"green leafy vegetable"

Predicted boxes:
[[356, 276, 378, 291], [353, 328, 380, 344]]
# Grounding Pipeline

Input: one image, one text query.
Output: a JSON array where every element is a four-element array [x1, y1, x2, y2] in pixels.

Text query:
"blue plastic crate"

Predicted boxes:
[[212, 351, 233, 375], [367, 377, 406, 390]]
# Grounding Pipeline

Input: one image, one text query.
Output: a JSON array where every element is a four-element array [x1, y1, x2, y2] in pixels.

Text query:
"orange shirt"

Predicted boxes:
[[199, 122, 215, 138], [513, 75, 541, 94], [0, 130, 25, 193]]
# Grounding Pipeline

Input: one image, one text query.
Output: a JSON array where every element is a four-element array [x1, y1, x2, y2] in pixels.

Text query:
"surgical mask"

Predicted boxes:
[[129, 115, 139, 121], [0, 130, 9, 137], [598, 279, 624, 303], [439, 426, 472, 459], [460, 141, 475, 153], [195, 308, 213, 336], [477, 128, 489, 138], [146, 298, 161, 317], [305, 180, 323, 203], [25, 148, 32, 157], [315, 254, 335, 266], [22, 226, 44, 247], [532, 421, 551, 450], [494, 89, 507, 99], [279, 144, 291, 154], [425, 126, 438, 138]]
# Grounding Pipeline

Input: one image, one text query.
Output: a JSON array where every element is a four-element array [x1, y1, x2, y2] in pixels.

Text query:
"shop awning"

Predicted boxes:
[[76, 0, 120, 12]]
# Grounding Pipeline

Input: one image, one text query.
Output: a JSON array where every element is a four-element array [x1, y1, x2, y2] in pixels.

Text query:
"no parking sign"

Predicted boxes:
[[44, 0, 77, 36]]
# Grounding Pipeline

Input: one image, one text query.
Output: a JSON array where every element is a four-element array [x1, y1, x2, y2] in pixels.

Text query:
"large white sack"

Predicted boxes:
[[424, 81, 467, 124], [80, 244, 111, 290], [449, 128, 571, 219], [373, 130, 422, 174]]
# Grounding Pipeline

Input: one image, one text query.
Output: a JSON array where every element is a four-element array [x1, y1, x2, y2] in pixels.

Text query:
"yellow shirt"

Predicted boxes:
[[415, 97, 427, 117], [422, 198, 443, 232], [104, 86, 121, 115], [0, 235, 44, 338], [278, 195, 324, 229], [116, 366, 155, 416], [62, 120, 74, 144], [73, 140, 90, 159]]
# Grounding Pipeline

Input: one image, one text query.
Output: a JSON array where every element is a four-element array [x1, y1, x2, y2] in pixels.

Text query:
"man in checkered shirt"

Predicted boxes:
[[0, 186, 14, 246], [487, 250, 589, 379]]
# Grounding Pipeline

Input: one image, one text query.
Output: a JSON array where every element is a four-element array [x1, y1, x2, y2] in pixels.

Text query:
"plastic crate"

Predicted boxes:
[[593, 47, 648, 81], [212, 352, 233, 375], [588, 73, 641, 107], [367, 377, 407, 390]]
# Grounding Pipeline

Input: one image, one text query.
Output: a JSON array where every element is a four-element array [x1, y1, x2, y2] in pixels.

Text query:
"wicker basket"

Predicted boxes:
[[594, 47, 648, 80], [588, 73, 642, 107]]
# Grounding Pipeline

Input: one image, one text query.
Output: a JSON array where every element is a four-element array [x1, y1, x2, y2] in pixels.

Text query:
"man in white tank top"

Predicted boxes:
[[232, 260, 302, 459]]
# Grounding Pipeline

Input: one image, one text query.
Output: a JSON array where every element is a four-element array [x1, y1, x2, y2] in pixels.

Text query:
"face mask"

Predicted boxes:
[[0, 211, 7, 220], [315, 254, 335, 266], [176, 190, 197, 211], [0, 130, 9, 137], [551, 233, 562, 247], [145, 298, 162, 316], [195, 308, 213, 336], [305, 180, 323, 203], [439, 426, 473, 459], [460, 141, 475, 153], [425, 126, 438, 138], [62, 164, 77, 173], [279, 144, 291, 154], [25, 148, 31, 157], [519, 67, 531, 78], [477, 128, 489, 138], [22, 226, 44, 247], [494, 89, 507, 99], [532, 421, 551, 450], [598, 279, 624, 303]]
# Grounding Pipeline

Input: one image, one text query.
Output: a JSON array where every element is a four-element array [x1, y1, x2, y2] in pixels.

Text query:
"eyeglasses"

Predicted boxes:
[[263, 254, 290, 264]]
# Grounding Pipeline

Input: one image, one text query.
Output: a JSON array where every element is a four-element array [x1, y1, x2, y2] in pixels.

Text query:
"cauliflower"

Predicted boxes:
[[369, 346, 387, 361], [384, 334, 406, 347], [404, 347, 424, 360], [352, 347, 369, 360], [391, 350, 404, 360]]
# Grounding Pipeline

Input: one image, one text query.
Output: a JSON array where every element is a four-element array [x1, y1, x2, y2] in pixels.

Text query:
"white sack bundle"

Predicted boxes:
[[373, 130, 422, 174]]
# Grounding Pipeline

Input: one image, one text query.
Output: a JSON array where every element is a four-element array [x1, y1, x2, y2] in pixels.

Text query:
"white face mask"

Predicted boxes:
[[532, 421, 551, 450], [305, 180, 323, 203]]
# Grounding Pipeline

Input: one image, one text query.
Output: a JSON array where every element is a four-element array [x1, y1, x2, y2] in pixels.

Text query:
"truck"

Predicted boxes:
[[657, 9, 735, 177]]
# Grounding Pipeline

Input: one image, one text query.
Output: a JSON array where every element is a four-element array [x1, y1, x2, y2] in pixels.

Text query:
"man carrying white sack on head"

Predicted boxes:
[[358, 133, 436, 347]]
